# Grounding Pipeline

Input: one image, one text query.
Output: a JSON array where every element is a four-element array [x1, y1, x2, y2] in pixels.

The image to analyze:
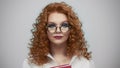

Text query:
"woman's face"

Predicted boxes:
[[47, 12, 70, 45]]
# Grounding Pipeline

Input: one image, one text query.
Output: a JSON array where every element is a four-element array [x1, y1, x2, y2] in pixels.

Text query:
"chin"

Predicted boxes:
[[52, 40, 66, 45]]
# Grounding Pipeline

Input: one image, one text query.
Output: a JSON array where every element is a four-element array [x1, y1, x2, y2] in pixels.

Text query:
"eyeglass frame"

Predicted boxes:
[[46, 23, 71, 33]]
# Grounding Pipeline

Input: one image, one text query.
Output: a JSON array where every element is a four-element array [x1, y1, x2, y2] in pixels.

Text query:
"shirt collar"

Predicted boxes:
[[47, 53, 56, 61], [47, 53, 77, 65]]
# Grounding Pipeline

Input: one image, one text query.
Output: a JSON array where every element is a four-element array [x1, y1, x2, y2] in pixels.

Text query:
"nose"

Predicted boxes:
[[56, 27, 61, 33]]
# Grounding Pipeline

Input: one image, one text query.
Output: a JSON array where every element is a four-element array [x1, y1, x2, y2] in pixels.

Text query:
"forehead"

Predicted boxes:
[[48, 12, 68, 24]]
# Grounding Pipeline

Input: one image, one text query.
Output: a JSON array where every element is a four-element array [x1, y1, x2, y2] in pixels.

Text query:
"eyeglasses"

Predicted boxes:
[[46, 22, 71, 33]]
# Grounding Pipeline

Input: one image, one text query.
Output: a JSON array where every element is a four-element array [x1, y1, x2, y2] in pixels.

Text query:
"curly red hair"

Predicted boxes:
[[29, 2, 91, 65]]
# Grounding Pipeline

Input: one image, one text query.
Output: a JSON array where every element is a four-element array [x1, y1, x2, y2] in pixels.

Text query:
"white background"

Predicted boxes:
[[0, 0, 120, 68]]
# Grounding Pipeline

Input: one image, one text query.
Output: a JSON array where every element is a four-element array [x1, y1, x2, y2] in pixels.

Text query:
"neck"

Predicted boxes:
[[50, 42, 71, 65], [50, 42, 67, 56]]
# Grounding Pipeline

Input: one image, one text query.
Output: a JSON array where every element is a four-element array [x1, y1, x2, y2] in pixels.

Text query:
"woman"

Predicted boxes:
[[23, 2, 95, 68]]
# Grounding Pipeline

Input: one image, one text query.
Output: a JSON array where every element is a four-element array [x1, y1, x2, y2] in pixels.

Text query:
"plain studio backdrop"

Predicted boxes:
[[0, 0, 120, 68]]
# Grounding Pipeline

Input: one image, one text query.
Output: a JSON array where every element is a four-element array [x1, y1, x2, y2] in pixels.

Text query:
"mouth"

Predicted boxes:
[[53, 36, 63, 39]]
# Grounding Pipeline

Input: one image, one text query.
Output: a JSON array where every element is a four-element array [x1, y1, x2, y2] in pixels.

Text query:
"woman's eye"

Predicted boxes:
[[47, 24, 56, 28], [61, 23, 69, 27]]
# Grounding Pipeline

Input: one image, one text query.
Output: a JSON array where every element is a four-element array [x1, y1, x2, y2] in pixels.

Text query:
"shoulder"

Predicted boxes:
[[72, 56, 95, 68], [80, 57, 95, 68], [22, 58, 43, 68], [23, 59, 31, 68]]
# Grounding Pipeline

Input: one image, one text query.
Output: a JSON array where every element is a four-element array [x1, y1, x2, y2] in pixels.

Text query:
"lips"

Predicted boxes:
[[54, 36, 63, 39]]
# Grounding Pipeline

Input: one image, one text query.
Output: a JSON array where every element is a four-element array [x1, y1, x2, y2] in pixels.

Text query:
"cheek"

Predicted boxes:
[[64, 31, 70, 39], [47, 31, 50, 38], [47, 31, 53, 40]]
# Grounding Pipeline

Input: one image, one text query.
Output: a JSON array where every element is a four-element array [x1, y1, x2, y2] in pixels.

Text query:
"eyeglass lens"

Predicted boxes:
[[47, 22, 70, 33]]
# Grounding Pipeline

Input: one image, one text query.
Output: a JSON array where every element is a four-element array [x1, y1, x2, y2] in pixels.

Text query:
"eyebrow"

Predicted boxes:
[[47, 20, 68, 25]]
